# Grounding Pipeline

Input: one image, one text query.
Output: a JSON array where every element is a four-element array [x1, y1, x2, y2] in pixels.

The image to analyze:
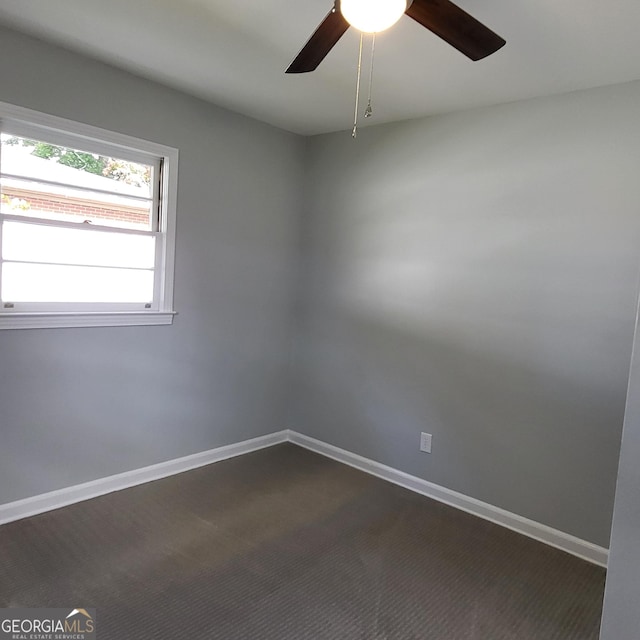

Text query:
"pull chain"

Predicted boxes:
[[352, 32, 364, 139], [364, 33, 376, 119]]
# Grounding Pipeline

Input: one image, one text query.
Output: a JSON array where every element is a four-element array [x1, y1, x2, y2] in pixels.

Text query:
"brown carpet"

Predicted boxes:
[[0, 443, 605, 639]]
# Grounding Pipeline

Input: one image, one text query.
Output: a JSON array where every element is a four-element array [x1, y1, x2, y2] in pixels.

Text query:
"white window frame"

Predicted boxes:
[[0, 101, 178, 330]]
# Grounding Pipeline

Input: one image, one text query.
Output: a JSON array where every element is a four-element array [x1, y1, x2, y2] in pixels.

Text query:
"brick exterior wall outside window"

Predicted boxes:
[[1, 185, 150, 227]]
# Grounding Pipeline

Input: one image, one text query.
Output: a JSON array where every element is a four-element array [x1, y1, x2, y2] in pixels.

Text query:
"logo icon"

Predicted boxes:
[[67, 609, 93, 620]]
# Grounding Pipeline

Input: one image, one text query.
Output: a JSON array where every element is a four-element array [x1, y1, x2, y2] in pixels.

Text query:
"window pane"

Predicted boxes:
[[1, 177, 153, 231], [1, 134, 154, 230], [2, 221, 156, 269], [2, 262, 154, 303]]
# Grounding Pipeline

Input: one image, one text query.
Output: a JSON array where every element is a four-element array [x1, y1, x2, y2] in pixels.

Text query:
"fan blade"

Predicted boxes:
[[286, 6, 350, 73], [405, 0, 505, 61]]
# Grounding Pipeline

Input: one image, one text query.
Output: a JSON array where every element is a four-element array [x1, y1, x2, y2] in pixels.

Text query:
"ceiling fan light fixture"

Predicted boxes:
[[339, 0, 407, 33]]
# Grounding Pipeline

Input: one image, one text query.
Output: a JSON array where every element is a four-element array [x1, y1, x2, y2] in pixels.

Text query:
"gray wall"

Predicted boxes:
[[0, 26, 305, 503], [294, 81, 640, 547], [600, 302, 640, 638]]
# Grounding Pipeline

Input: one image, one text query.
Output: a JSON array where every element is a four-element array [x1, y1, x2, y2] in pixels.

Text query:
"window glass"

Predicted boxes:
[[1, 134, 155, 231], [2, 221, 156, 269], [2, 262, 154, 303]]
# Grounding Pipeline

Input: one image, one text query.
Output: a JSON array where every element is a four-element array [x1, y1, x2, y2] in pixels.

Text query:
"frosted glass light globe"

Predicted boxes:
[[340, 0, 407, 33]]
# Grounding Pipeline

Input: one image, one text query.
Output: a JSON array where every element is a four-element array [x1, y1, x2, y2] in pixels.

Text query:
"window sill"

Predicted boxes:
[[0, 311, 176, 330]]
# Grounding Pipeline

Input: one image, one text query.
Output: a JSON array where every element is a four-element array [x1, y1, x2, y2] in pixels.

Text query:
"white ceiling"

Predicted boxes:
[[0, 0, 639, 135]]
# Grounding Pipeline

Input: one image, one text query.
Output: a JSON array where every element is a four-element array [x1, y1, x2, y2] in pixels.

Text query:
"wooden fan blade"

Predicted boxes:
[[405, 0, 505, 61], [286, 6, 350, 73]]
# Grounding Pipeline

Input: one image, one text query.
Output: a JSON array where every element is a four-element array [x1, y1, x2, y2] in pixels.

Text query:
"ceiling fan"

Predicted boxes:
[[286, 0, 506, 74]]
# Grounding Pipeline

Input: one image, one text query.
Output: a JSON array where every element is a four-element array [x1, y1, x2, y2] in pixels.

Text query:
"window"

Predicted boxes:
[[0, 102, 177, 329]]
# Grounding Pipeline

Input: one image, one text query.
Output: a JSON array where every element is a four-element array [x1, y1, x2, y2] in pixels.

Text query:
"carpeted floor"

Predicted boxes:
[[0, 443, 606, 639]]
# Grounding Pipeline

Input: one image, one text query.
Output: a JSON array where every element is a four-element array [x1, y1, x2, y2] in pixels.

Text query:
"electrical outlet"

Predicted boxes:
[[420, 432, 432, 453]]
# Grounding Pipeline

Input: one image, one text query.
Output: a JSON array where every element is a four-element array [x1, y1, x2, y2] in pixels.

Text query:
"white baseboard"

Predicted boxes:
[[0, 431, 288, 527], [0, 428, 608, 567], [287, 430, 609, 568]]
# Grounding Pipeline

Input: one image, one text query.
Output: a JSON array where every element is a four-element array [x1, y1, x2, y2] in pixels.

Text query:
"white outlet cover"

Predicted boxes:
[[420, 432, 432, 454]]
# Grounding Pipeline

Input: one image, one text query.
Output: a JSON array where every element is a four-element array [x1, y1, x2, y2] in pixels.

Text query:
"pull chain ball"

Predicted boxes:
[[340, 0, 407, 33]]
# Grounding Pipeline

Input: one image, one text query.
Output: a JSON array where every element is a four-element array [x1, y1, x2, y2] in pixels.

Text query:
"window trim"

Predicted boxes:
[[0, 101, 178, 330]]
